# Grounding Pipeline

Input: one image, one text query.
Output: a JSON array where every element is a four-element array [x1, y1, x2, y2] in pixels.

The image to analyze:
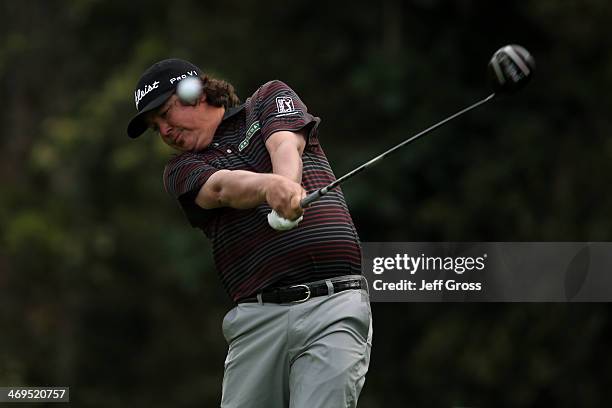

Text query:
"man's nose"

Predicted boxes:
[[158, 121, 172, 138]]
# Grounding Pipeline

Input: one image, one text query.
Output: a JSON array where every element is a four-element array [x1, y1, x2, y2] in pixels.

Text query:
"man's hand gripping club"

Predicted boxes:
[[265, 176, 306, 231]]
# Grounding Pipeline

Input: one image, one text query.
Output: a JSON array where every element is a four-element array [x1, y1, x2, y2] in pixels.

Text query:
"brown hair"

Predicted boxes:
[[201, 75, 241, 108]]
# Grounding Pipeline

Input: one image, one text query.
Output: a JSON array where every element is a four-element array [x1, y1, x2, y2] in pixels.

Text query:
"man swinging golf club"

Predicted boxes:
[[127, 58, 373, 408]]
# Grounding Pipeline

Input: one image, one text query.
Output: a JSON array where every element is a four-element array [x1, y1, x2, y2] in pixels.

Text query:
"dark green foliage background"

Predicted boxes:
[[2, 1, 612, 406]]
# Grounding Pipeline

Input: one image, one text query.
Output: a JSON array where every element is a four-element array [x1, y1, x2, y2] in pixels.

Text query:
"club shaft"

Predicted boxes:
[[300, 93, 496, 208]]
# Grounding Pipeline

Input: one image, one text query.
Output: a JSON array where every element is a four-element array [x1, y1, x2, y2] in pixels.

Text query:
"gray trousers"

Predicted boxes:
[[220, 276, 373, 408]]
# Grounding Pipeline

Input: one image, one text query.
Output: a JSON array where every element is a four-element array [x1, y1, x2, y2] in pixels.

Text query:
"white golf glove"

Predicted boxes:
[[267, 210, 303, 231]]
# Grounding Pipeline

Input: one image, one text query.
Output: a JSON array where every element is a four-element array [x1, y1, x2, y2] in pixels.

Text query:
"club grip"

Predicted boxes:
[[300, 189, 324, 208]]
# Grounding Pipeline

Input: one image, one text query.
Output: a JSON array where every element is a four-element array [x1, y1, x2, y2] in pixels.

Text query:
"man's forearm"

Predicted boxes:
[[267, 131, 305, 183], [271, 141, 303, 183], [196, 170, 273, 209], [196, 168, 305, 220]]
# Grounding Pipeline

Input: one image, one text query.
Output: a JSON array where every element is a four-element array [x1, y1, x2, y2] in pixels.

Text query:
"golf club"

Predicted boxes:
[[267, 44, 535, 230], [300, 44, 535, 208]]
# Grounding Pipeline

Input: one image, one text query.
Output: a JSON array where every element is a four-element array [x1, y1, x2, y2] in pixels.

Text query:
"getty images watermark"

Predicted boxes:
[[362, 242, 612, 302]]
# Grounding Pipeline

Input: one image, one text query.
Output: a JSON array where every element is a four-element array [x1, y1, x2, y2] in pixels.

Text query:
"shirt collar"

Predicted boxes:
[[222, 104, 245, 121]]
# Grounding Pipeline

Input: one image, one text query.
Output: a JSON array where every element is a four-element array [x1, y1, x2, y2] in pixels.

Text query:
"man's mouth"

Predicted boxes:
[[172, 131, 182, 145]]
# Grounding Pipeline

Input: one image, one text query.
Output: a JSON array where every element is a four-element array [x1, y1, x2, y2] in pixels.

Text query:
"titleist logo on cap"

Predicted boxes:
[[134, 81, 160, 109]]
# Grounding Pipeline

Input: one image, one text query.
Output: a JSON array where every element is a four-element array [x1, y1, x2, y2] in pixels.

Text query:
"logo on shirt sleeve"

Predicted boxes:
[[276, 96, 296, 116]]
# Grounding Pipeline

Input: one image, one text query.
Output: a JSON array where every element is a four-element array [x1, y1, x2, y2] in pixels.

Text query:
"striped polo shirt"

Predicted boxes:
[[163, 80, 361, 302]]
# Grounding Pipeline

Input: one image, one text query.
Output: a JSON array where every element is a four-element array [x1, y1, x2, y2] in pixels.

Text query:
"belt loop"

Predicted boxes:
[[257, 293, 263, 305], [360, 275, 369, 294], [325, 279, 334, 296]]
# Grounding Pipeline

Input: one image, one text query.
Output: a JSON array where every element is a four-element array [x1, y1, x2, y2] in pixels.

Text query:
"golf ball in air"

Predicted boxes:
[[177, 76, 202, 104]]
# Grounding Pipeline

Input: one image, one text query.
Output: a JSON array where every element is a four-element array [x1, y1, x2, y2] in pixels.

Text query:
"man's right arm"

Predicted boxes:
[[195, 170, 305, 220]]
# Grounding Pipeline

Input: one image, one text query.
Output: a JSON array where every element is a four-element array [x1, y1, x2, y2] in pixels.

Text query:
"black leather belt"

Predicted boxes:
[[238, 278, 365, 304]]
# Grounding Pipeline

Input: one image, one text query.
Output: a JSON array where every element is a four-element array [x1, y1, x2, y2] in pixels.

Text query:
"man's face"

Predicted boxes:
[[146, 94, 217, 152]]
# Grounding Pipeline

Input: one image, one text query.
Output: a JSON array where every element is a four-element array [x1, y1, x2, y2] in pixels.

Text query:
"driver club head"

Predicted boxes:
[[488, 44, 535, 94]]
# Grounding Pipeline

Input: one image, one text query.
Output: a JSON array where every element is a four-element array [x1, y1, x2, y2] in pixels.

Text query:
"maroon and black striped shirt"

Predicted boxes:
[[163, 80, 361, 302]]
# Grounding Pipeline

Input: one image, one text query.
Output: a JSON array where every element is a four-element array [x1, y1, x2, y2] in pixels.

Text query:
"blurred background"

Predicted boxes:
[[2, 0, 612, 406]]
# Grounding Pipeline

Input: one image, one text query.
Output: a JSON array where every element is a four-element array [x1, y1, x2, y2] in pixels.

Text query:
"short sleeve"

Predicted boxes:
[[163, 153, 222, 229], [163, 153, 220, 199], [256, 80, 320, 144]]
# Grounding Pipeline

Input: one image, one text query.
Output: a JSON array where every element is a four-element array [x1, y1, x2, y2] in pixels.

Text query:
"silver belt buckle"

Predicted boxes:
[[289, 284, 311, 303]]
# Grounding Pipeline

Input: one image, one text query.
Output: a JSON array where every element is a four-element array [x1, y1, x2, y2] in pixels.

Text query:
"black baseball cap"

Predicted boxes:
[[127, 58, 202, 138]]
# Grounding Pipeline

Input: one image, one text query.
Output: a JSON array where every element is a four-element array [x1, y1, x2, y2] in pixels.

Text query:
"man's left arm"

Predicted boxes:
[[265, 129, 307, 183]]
